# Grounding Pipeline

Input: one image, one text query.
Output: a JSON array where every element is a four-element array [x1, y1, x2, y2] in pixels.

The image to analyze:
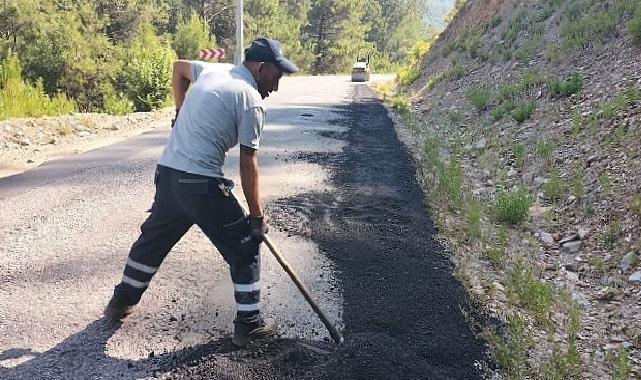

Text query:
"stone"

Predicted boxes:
[[19, 137, 31, 146], [620, 252, 637, 272], [629, 271, 641, 282], [534, 177, 546, 187], [475, 138, 487, 150], [507, 168, 518, 177], [561, 240, 582, 253], [48, 137, 57, 144], [27, 159, 34, 164], [577, 227, 590, 239], [77, 130, 91, 137], [540, 232, 555, 246], [560, 233, 579, 245]]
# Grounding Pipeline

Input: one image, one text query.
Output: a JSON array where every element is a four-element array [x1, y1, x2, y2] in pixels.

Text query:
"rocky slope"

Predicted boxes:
[[396, 0, 641, 378]]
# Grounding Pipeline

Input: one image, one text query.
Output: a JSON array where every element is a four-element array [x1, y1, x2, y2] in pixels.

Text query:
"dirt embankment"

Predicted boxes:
[[0, 109, 173, 178], [396, 0, 641, 378]]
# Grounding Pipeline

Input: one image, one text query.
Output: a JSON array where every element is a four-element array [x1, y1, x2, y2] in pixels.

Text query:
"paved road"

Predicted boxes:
[[0, 75, 487, 380]]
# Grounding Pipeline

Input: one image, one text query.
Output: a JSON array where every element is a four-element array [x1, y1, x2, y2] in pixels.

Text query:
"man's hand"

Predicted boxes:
[[249, 215, 269, 241]]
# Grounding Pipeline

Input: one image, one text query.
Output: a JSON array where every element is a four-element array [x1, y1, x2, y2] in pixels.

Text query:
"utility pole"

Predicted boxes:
[[235, 0, 243, 64]]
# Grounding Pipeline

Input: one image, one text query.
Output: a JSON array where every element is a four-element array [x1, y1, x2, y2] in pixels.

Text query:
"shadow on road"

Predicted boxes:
[[0, 317, 241, 380]]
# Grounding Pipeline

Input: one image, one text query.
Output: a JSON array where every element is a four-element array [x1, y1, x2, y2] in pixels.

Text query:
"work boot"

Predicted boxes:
[[232, 317, 278, 347], [104, 294, 135, 321]]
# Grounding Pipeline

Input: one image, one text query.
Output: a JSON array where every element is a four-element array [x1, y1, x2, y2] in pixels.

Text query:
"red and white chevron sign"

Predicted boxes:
[[199, 48, 225, 61]]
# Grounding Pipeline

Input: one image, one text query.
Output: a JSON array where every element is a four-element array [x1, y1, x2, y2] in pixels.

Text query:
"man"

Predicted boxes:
[[104, 38, 298, 347]]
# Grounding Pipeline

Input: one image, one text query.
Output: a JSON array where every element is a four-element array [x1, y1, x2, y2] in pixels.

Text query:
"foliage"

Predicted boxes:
[[627, 5, 641, 43], [510, 101, 537, 124], [492, 185, 530, 224], [547, 72, 583, 98], [118, 24, 176, 112], [506, 257, 554, 323], [397, 40, 431, 86], [172, 10, 214, 60], [437, 156, 464, 210], [101, 83, 133, 116], [390, 95, 410, 115], [543, 168, 566, 201], [0, 54, 76, 119], [467, 86, 490, 110], [483, 314, 532, 379]]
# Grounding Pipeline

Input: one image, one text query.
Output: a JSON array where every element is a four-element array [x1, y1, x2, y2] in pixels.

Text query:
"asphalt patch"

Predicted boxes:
[[166, 85, 488, 379]]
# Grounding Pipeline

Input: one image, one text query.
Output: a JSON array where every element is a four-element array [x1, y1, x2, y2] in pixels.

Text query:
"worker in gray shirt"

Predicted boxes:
[[104, 38, 298, 347]]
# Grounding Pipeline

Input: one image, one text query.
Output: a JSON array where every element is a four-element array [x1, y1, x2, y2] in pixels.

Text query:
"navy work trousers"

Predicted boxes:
[[113, 165, 262, 321]]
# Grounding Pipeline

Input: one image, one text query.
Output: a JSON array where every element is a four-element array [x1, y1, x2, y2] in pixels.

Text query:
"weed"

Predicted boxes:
[[547, 44, 561, 63], [466, 196, 482, 240], [498, 83, 518, 102], [543, 168, 566, 202], [437, 156, 464, 210], [483, 313, 532, 378], [446, 110, 463, 126], [502, 12, 525, 44], [513, 143, 526, 167], [422, 134, 442, 170], [598, 173, 612, 195], [520, 69, 546, 88], [467, 86, 491, 110], [391, 95, 410, 115], [445, 62, 466, 80], [536, 141, 555, 166], [548, 72, 583, 98], [571, 108, 583, 136], [541, 300, 581, 379], [489, 14, 502, 29], [573, 166, 585, 201], [607, 348, 631, 380], [511, 101, 536, 123], [600, 221, 622, 249], [427, 73, 443, 90], [506, 256, 554, 323], [627, 6, 641, 43], [492, 185, 530, 225], [630, 195, 641, 217], [484, 248, 506, 269]]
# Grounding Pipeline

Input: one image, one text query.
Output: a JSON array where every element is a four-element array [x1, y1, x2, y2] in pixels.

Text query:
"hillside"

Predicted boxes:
[[394, 0, 641, 378]]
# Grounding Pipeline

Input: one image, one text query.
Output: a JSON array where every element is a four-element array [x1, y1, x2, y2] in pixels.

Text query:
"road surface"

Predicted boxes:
[[0, 75, 487, 379]]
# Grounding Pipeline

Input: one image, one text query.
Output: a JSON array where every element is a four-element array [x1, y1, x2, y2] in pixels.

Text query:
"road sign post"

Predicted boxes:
[[235, 0, 243, 64]]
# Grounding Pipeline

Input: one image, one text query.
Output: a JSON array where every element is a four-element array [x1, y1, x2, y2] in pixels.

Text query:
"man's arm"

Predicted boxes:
[[239, 144, 263, 217], [172, 60, 193, 111]]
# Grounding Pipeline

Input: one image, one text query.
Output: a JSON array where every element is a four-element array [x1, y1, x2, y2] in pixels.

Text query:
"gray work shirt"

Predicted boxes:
[[158, 62, 265, 178]]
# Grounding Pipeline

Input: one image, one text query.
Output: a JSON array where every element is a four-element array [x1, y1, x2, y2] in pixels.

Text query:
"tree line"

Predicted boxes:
[[0, 0, 435, 118]]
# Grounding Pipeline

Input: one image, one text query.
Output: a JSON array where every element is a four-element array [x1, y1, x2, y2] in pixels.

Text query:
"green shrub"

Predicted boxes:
[[489, 14, 502, 29], [483, 314, 532, 378], [390, 95, 410, 114], [172, 10, 215, 60], [438, 156, 464, 209], [513, 143, 525, 167], [628, 7, 641, 43], [466, 197, 482, 240], [607, 348, 631, 380], [548, 72, 583, 98], [491, 100, 516, 121], [119, 24, 176, 111], [506, 257, 554, 323], [467, 86, 491, 110], [398, 65, 421, 86], [445, 62, 466, 80], [0, 54, 76, 120], [537, 140, 555, 166], [600, 221, 622, 249], [101, 83, 133, 116], [510, 101, 537, 123], [492, 185, 530, 224], [543, 168, 566, 201]]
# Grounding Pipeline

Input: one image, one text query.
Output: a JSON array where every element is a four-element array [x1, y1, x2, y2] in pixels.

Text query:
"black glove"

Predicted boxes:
[[249, 215, 269, 241], [171, 108, 179, 128]]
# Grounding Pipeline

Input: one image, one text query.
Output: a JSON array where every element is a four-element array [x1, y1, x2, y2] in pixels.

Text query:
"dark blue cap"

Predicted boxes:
[[245, 37, 299, 73]]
